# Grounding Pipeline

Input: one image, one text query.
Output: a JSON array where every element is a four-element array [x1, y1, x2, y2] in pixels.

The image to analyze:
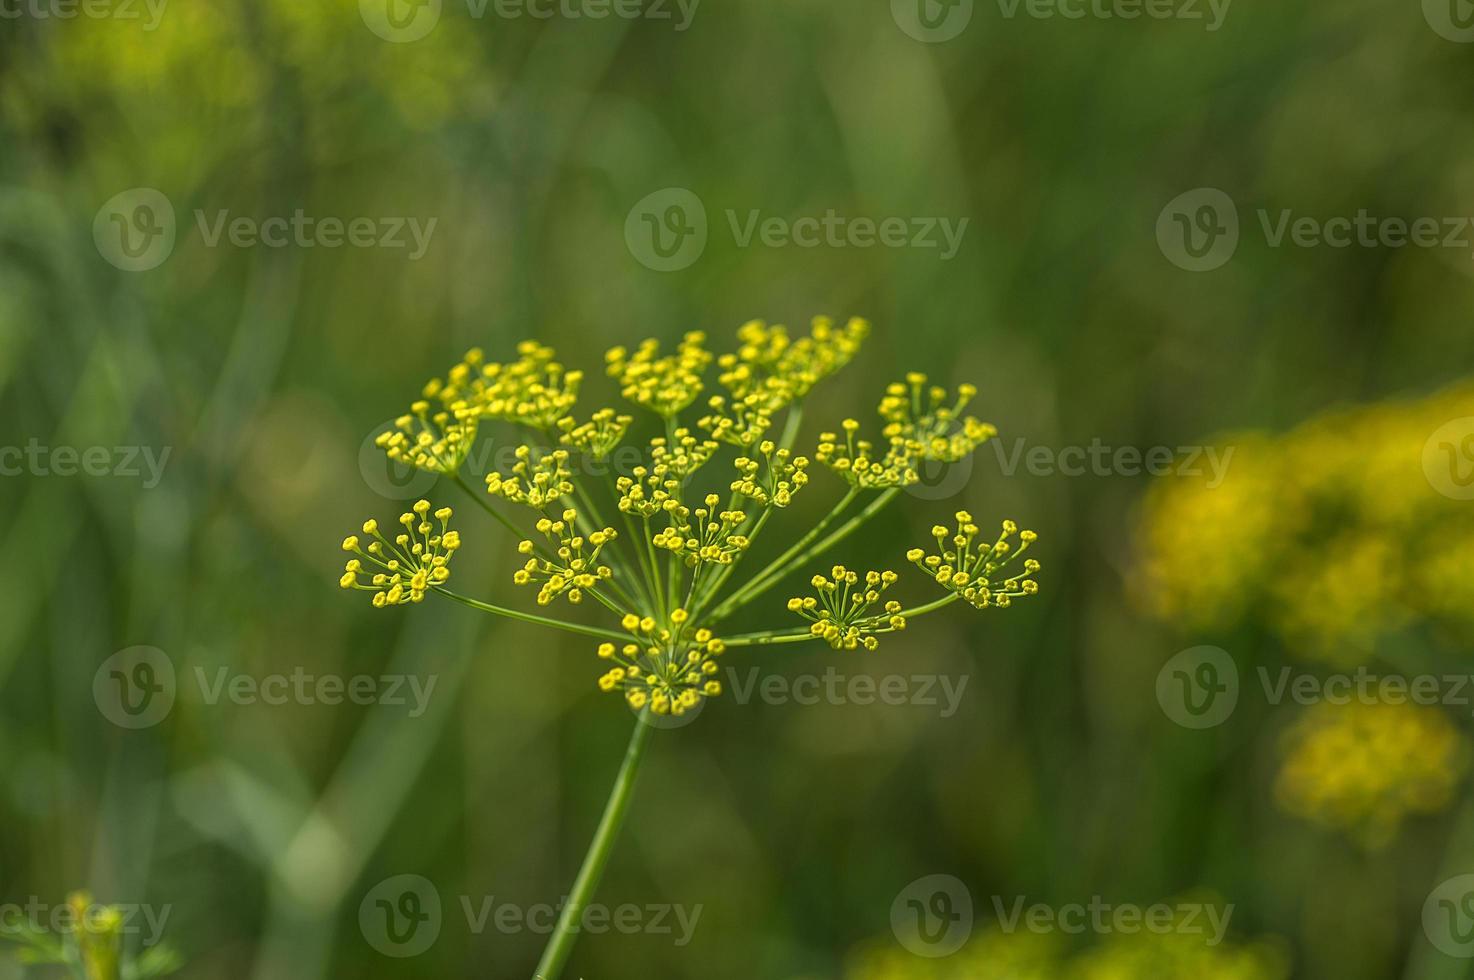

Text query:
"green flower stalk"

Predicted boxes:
[[335, 316, 1043, 978]]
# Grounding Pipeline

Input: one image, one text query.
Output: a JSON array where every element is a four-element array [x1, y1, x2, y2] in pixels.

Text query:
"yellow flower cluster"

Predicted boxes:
[[513, 509, 617, 605], [479, 341, 583, 430], [816, 418, 920, 488], [879, 373, 998, 463], [346, 320, 1025, 721], [557, 408, 632, 460], [699, 316, 871, 446], [907, 514, 1040, 609], [653, 494, 751, 567], [816, 374, 998, 488], [485, 446, 574, 509], [846, 912, 1287, 980], [649, 428, 720, 480], [1073, 913, 1289, 980], [731, 441, 810, 508], [1137, 381, 1474, 662], [1275, 700, 1468, 847], [615, 432, 719, 517], [788, 566, 904, 650], [595, 609, 726, 716], [340, 501, 461, 607], [376, 398, 479, 475], [605, 331, 712, 417], [379, 344, 588, 479]]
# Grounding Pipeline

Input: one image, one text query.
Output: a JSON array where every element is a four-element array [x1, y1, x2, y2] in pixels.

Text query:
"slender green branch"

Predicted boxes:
[[721, 630, 819, 648], [533, 714, 656, 980], [434, 588, 628, 642], [707, 487, 860, 622], [452, 473, 531, 544], [720, 593, 958, 647]]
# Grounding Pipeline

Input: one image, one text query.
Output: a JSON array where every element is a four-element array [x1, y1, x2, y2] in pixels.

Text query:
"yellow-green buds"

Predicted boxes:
[[341, 501, 461, 607], [513, 508, 618, 606], [606, 331, 712, 417], [486, 446, 574, 509], [788, 565, 904, 650], [908, 513, 1040, 609], [594, 611, 726, 716]]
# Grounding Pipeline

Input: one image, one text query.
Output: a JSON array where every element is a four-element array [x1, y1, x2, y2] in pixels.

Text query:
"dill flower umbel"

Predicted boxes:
[[341, 317, 1041, 977], [907, 514, 1040, 609], [340, 500, 461, 607], [595, 610, 726, 716], [514, 510, 618, 605], [485, 446, 575, 509], [347, 318, 1037, 708], [788, 566, 904, 650], [605, 331, 712, 417]]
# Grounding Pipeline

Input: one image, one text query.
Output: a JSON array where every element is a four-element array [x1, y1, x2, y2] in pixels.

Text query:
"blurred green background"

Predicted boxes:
[[3, 0, 1474, 977]]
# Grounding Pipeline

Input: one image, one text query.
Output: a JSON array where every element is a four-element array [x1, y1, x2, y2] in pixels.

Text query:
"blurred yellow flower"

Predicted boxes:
[[1275, 700, 1468, 847], [1137, 381, 1474, 660]]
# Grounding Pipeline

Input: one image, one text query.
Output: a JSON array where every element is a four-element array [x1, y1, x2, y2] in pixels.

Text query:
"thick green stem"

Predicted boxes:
[[434, 588, 628, 642], [533, 714, 656, 980]]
